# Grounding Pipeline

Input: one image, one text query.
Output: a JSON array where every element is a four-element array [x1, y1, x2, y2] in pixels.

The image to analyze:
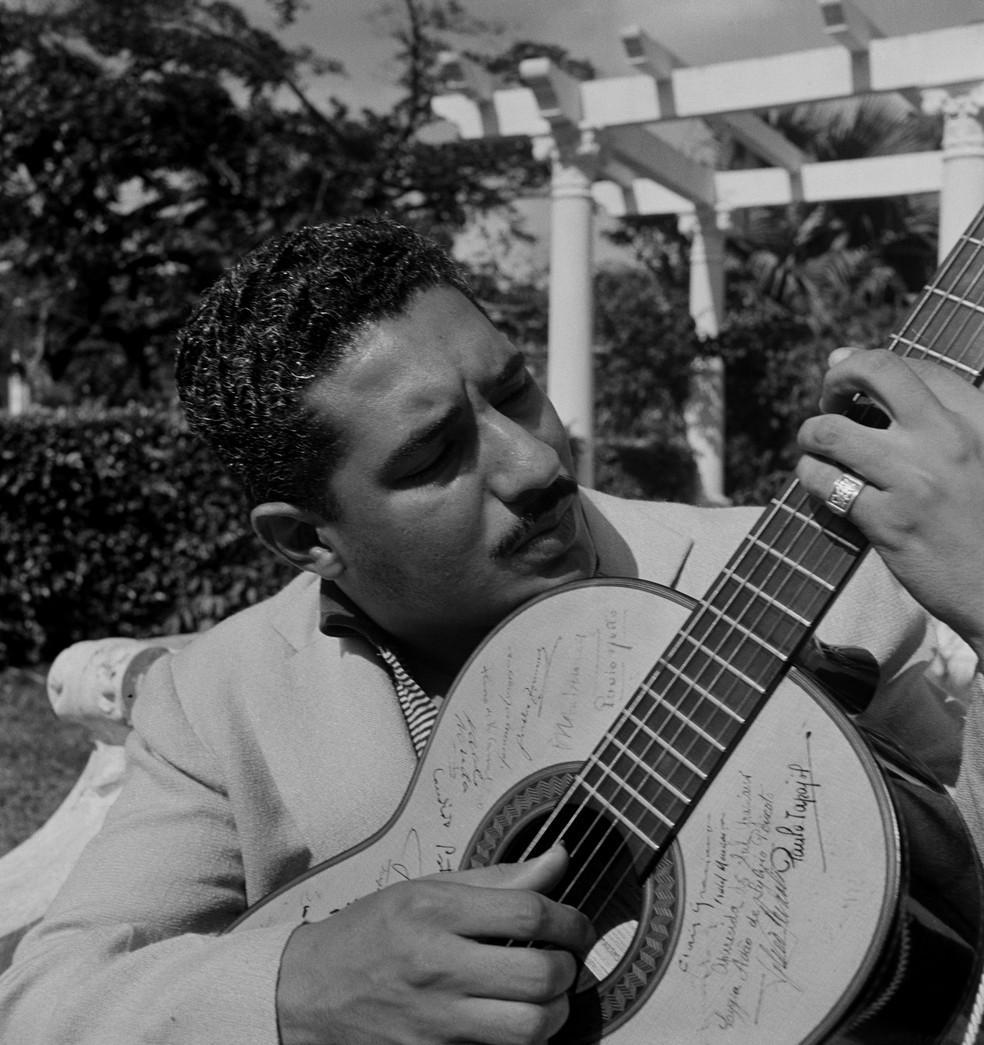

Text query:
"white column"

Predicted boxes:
[[6, 372, 30, 415], [923, 85, 984, 262], [681, 208, 729, 505], [546, 136, 598, 487]]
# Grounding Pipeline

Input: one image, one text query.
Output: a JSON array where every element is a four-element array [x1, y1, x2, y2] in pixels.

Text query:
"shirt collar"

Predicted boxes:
[[318, 580, 390, 645]]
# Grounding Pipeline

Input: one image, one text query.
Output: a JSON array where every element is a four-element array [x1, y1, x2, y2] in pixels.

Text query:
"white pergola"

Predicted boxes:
[[431, 1, 984, 501]]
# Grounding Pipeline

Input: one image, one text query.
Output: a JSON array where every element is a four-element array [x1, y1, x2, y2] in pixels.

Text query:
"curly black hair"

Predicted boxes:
[[176, 217, 482, 517]]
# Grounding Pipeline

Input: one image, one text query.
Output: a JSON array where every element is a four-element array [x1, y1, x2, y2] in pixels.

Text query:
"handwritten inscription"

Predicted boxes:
[[374, 829, 423, 890], [457, 610, 636, 771], [675, 738, 826, 1034]]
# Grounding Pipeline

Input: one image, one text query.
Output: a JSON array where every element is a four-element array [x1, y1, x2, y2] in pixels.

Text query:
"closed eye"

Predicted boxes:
[[402, 441, 457, 483], [496, 372, 535, 410]]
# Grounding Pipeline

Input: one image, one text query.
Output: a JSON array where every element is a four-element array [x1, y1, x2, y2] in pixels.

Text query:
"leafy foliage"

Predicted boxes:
[[729, 99, 940, 335], [0, 407, 294, 665], [0, 0, 548, 406]]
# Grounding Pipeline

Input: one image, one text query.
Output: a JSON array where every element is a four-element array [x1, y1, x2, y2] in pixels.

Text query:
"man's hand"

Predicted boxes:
[[796, 347, 984, 662], [276, 844, 594, 1045]]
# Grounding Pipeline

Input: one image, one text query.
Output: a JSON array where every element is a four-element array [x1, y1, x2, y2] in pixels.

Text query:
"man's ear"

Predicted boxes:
[[250, 502, 344, 580]]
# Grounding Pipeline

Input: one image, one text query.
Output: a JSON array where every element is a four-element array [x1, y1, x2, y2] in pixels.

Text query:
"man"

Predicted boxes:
[[0, 217, 981, 1044]]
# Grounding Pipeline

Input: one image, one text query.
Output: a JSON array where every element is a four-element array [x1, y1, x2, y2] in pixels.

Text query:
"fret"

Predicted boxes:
[[606, 734, 693, 805], [926, 286, 984, 317], [658, 652, 749, 720], [709, 572, 811, 654], [623, 708, 709, 779], [668, 614, 785, 706], [943, 250, 984, 302], [637, 665, 751, 751], [699, 577, 807, 659], [672, 640, 763, 711], [929, 236, 984, 297], [576, 777, 666, 848], [745, 536, 837, 591], [741, 530, 856, 599], [761, 500, 866, 556], [721, 560, 832, 628], [687, 601, 789, 662], [587, 756, 684, 827], [889, 336, 983, 379], [644, 699, 726, 753], [764, 498, 830, 537], [907, 295, 984, 361], [714, 566, 809, 624]]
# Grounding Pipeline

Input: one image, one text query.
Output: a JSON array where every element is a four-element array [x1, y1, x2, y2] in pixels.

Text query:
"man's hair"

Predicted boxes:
[[176, 217, 482, 516]]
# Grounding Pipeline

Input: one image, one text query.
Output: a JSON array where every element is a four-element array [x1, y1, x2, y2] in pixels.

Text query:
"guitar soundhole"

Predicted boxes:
[[461, 765, 681, 1042]]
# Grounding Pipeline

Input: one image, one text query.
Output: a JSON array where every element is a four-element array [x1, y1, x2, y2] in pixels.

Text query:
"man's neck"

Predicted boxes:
[[404, 659, 455, 700]]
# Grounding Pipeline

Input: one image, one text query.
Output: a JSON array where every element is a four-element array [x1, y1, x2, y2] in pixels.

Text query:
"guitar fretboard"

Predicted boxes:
[[566, 208, 984, 866]]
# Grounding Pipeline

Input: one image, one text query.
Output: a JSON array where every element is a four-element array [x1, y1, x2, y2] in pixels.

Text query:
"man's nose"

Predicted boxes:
[[486, 416, 563, 503]]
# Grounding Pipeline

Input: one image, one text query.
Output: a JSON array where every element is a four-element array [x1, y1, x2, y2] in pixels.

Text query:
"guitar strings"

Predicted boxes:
[[543, 220, 984, 911], [902, 224, 984, 383], [547, 484, 848, 919], [510, 213, 984, 942], [542, 225, 984, 932], [543, 214, 984, 923]]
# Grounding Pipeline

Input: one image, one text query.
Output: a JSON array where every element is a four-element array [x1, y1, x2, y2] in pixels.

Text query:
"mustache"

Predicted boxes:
[[491, 474, 580, 560]]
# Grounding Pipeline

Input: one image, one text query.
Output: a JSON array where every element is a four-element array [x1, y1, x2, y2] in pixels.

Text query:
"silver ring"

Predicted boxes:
[[825, 472, 865, 517]]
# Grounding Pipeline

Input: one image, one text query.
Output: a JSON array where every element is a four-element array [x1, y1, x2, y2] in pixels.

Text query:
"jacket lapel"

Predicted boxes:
[[255, 576, 417, 861], [581, 489, 695, 588]]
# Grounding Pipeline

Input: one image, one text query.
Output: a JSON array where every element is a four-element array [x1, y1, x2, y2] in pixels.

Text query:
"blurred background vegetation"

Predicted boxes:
[[0, 0, 945, 847]]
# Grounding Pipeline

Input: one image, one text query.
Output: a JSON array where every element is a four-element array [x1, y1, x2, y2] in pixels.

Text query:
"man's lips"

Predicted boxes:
[[506, 495, 576, 555]]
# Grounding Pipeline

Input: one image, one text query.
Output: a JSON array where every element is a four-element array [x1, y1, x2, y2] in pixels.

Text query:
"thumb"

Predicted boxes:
[[430, 843, 569, 893]]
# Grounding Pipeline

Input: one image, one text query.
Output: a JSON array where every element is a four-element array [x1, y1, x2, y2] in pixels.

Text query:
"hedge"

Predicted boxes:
[[0, 407, 294, 667], [0, 406, 695, 668]]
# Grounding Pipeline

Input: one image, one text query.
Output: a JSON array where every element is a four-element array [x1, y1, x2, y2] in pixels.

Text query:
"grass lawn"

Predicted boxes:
[[0, 666, 93, 856]]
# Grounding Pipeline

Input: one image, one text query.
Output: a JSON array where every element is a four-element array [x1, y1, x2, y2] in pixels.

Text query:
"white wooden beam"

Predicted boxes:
[[620, 25, 806, 171], [518, 56, 583, 130], [816, 0, 919, 108], [516, 56, 717, 206], [619, 24, 682, 82], [433, 51, 503, 137], [817, 0, 879, 52], [594, 150, 944, 217], [430, 93, 487, 139], [434, 23, 984, 138], [601, 124, 717, 206], [436, 50, 496, 100]]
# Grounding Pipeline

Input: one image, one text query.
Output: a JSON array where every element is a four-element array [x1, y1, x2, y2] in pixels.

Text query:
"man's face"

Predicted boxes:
[[307, 285, 597, 670]]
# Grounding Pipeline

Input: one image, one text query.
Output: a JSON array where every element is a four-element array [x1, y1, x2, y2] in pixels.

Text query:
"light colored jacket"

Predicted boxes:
[[0, 491, 972, 1044]]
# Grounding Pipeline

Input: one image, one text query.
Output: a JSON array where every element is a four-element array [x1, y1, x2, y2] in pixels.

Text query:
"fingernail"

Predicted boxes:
[[829, 346, 854, 366]]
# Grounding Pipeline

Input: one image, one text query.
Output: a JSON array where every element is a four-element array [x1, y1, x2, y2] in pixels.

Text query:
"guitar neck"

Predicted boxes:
[[572, 207, 984, 864]]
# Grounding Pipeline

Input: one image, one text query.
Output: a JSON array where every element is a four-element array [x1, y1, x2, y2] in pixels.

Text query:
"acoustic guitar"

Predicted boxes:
[[230, 212, 984, 1043]]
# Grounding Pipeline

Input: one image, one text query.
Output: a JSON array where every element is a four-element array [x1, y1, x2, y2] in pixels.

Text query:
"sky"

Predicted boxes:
[[248, 0, 984, 116]]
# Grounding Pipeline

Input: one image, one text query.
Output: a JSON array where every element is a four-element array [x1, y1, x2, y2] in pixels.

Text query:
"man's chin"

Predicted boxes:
[[513, 548, 595, 604]]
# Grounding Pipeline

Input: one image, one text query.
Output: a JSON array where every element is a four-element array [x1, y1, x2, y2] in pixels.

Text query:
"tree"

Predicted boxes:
[[0, 0, 549, 405], [728, 98, 941, 340]]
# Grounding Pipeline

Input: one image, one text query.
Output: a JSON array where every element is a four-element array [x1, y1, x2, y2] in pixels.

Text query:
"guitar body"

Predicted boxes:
[[234, 578, 983, 1044]]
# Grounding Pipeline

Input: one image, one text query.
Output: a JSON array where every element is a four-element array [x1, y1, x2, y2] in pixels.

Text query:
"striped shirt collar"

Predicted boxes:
[[319, 580, 437, 756]]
